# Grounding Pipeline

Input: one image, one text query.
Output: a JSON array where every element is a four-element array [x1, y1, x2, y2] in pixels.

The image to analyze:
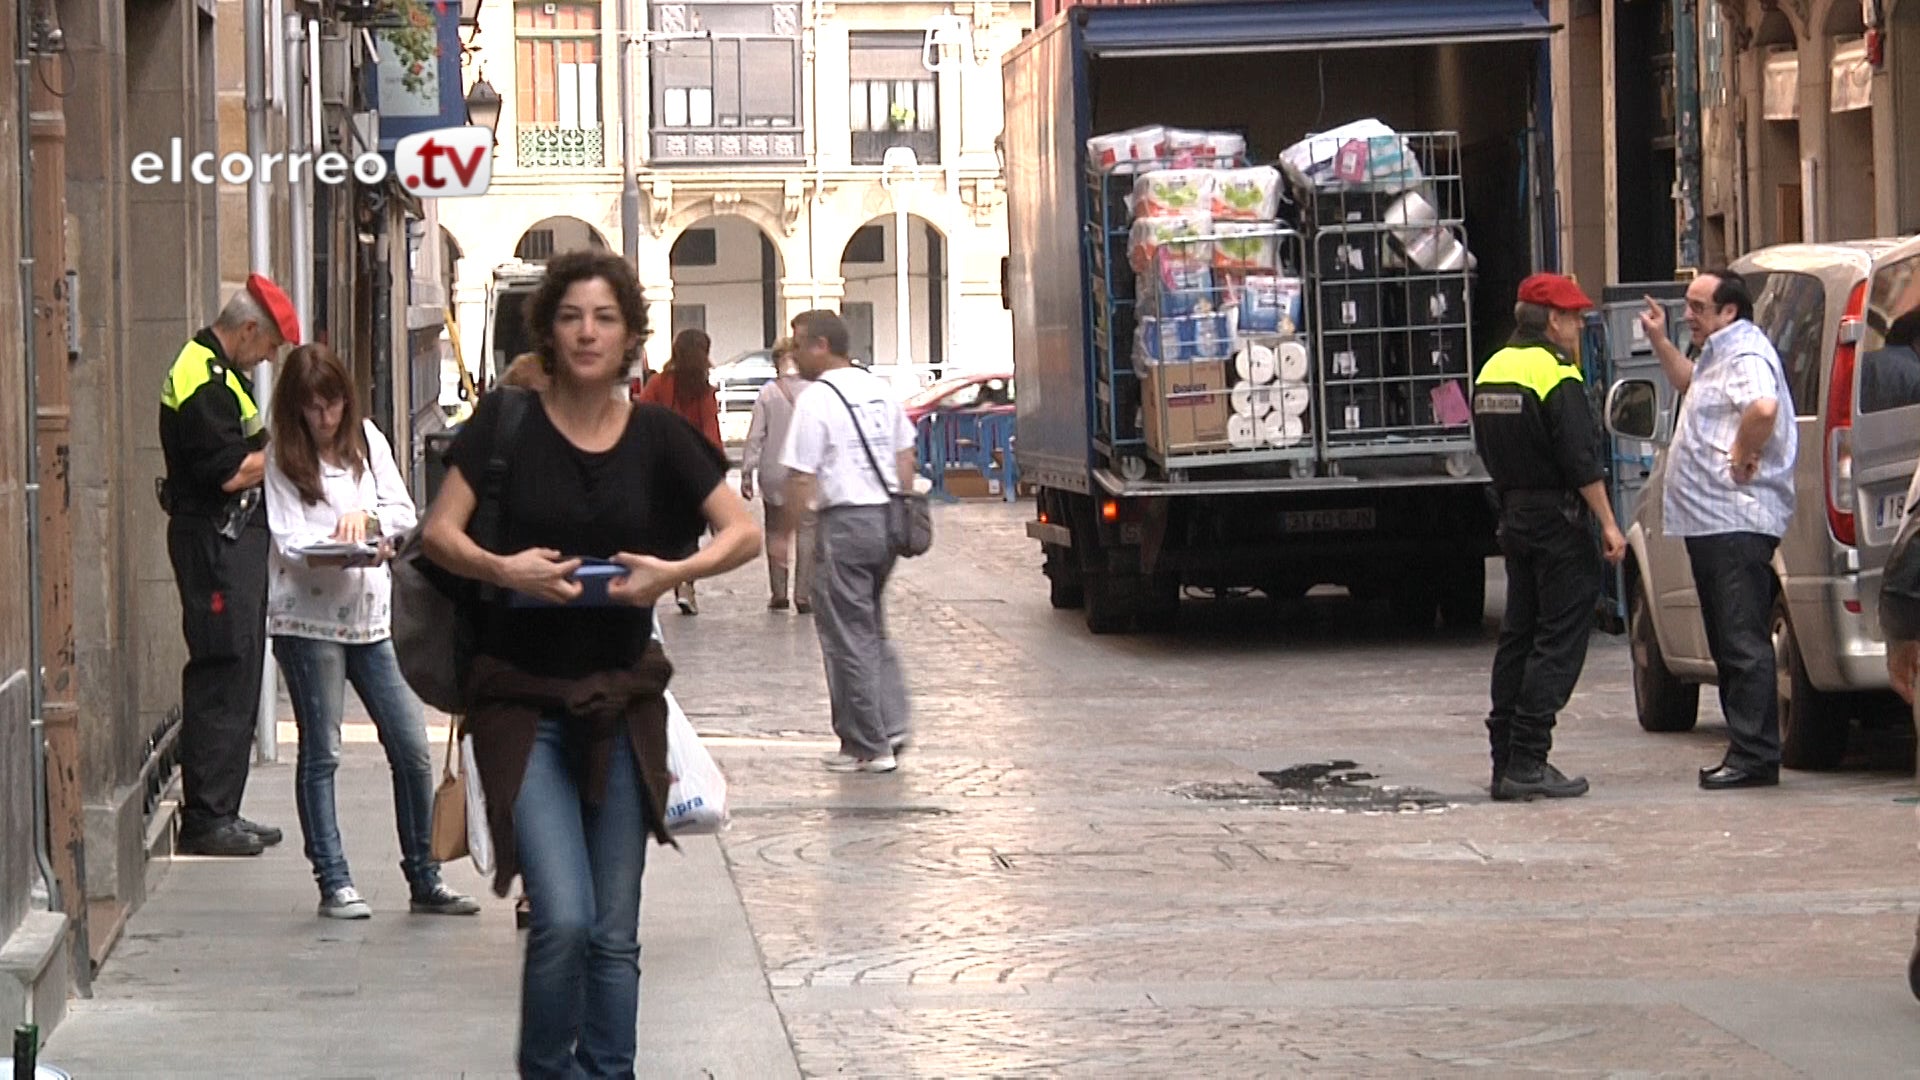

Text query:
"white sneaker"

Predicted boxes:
[[823, 753, 897, 774], [319, 886, 372, 920]]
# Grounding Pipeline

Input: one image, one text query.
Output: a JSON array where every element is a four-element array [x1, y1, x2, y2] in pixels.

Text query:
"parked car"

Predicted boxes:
[[711, 349, 780, 443], [904, 371, 1015, 426], [1604, 237, 1920, 770]]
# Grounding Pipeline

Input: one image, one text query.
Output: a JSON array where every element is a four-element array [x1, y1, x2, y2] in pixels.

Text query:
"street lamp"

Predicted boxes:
[[464, 74, 502, 143], [879, 147, 919, 392]]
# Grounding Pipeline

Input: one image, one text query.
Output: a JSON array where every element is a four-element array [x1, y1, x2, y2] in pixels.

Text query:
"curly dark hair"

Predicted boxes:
[[525, 250, 650, 379]]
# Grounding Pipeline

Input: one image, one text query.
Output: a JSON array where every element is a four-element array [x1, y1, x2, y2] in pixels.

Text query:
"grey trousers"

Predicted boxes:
[[814, 504, 911, 759]]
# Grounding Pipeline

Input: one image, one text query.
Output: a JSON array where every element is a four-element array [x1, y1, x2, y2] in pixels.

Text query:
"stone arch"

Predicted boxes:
[[659, 213, 791, 369], [835, 210, 953, 384], [512, 215, 611, 262]]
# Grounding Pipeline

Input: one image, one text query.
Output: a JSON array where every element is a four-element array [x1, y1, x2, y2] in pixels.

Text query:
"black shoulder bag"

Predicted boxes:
[[818, 379, 932, 558], [392, 387, 535, 713]]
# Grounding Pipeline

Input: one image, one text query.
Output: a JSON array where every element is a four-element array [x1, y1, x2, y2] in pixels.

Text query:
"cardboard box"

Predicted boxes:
[[1139, 358, 1231, 456]]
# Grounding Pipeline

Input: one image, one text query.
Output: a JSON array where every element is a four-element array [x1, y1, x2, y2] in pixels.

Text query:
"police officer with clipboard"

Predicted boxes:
[[1471, 273, 1627, 802], [158, 274, 299, 856]]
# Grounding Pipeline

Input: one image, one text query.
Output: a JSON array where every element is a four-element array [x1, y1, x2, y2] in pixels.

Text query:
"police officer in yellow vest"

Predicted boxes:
[[1471, 273, 1627, 802], [158, 274, 299, 857]]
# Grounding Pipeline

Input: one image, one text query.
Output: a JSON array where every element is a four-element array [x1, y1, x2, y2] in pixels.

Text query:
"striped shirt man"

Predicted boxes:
[[1662, 318, 1798, 538]]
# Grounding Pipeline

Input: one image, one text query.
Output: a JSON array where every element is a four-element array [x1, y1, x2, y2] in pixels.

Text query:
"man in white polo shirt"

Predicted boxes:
[[780, 310, 917, 773]]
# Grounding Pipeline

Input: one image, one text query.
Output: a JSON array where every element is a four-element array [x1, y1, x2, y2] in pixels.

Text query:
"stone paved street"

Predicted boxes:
[[46, 497, 1920, 1076]]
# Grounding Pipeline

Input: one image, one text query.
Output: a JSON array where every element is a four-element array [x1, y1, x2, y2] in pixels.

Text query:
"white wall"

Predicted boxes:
[[839, 215, 938, 368], [670, 215, 777, 364]]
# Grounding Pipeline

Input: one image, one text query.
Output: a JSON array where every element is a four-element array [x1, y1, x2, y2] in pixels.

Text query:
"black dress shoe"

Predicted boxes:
[[237, 817, 283, 846], [1699, 764, 1779, 790], [178, 822, 265, 857]]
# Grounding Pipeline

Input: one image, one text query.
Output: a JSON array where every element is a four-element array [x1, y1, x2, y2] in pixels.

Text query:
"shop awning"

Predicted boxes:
[[1080, 0, 1558, 58]]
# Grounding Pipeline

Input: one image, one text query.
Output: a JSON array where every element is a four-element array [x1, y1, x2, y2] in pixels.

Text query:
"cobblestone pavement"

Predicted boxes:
[[662, 498, 1920, 1077]]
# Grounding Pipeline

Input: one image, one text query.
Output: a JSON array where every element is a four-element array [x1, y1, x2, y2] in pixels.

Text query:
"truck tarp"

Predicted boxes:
[[1078, 0, 1556, 57]]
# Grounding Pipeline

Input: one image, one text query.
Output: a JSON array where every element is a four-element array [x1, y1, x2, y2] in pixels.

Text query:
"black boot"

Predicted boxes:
[[1494, 761, 1589, 802]]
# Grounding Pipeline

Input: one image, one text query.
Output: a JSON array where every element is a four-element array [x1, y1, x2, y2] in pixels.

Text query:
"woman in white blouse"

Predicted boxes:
[[264, 344, 478, 921]]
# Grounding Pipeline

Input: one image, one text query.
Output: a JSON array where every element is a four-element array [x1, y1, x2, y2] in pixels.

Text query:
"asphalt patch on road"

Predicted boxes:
[[1174, 760, 1454, 813]]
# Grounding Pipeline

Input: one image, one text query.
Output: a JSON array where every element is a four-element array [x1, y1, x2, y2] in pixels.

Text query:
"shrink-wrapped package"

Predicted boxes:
[[1131, 169, 1217, 218], [1128, 212, 1213, 273], [1086, 125, 1167, 174], [1212, 222, 1278, 272], [1209, 167, 1282, 221]]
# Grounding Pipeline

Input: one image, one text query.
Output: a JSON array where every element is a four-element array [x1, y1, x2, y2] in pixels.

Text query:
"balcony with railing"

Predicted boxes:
[[650, 126, 806, 164], [516, 125, 606, 169], [852, 129, 940, 167]]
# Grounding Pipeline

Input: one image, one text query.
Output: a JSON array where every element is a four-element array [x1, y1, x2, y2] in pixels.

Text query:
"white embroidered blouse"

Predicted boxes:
[[264, 419, 418, 644]]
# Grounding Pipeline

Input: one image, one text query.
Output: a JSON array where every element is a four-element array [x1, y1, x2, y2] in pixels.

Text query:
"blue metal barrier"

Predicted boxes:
[[917, 411, 1020, 503]]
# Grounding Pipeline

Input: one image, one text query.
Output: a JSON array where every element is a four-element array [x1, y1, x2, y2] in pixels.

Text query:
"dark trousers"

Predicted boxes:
[[1488, 502, 1601, 774], [1685, 532, 1782, 775], [167, 515, 270, 835]]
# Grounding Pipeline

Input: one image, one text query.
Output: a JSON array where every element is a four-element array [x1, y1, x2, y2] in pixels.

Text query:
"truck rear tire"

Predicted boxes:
[[1045, 548, 1084, 609], [1438, 559, 1487, 630], [1083, 573, 1132, 634], [1631, 585, 1699, 733], [1773, 599, 1850, 771]]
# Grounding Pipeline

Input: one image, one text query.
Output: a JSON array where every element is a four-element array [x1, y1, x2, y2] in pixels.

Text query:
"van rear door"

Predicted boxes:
[[1849, 243, 1920, 639]]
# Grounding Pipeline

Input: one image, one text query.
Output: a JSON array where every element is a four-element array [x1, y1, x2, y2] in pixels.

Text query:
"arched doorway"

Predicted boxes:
[[838, 213, 947, 387], [1824, 2, 1874, 241], [512, 215, 610, 262], [1753, 10, 1804, 244], [666, 215, 786, 366]]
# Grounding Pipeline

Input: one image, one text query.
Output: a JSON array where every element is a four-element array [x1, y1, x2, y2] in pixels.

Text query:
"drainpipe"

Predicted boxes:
[[1672, 0, 1703, 270], [619, 0, 640, 269], [16, 0, 62, 915], [286, 13, 312, 338], [806, 0, 822, 311], [246, 0, 279, 764]]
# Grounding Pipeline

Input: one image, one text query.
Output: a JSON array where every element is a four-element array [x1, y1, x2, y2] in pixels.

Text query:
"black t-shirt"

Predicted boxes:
[[445, 390, 727, 678]]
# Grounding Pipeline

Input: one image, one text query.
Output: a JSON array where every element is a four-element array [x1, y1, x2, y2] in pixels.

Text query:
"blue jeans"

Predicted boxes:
[[272, 636, 440, 896], [514, 715, 650, 1079]]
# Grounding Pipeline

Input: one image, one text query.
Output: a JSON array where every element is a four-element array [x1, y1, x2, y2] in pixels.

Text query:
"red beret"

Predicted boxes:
[[1516, 272, 1595, 313], [246, 273, 302, 346]]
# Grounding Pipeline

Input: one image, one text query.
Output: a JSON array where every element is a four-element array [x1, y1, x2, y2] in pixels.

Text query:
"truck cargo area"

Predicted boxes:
[[1004, 2, 1556, 634]]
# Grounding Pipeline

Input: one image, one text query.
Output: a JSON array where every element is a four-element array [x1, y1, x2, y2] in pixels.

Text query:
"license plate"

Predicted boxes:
[[1876, 492, 1908, 531], [1282, 508, 1377, 534]]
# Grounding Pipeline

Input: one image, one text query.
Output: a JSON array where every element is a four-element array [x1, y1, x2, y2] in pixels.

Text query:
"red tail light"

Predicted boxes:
[[1824, 280, 1868, 547]]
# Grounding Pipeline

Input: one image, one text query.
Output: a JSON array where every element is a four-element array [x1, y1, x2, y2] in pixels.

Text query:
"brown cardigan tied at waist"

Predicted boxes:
[[463, 643, 680, 897]]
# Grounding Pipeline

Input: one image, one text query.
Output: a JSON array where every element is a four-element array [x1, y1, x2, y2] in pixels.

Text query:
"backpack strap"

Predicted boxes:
[[468, 387, 533, 601]]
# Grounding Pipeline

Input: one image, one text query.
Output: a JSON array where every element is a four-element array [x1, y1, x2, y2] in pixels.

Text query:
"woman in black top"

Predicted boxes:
[[422, 250, 759, 1078]]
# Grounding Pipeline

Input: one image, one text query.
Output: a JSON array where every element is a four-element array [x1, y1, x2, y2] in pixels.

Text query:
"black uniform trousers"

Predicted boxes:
[[166, 513, 270, 836], [1487, 497, 1602, 774]]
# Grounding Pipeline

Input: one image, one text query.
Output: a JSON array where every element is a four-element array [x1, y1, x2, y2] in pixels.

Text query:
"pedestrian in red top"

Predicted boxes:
[[636, 328, 724, 612], [635, 328, 723, 451]]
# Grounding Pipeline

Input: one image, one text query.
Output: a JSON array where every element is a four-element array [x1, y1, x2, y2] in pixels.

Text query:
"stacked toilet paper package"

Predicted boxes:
[[1087, 122, 1318, 456], [1278, 118, 1476, 275]]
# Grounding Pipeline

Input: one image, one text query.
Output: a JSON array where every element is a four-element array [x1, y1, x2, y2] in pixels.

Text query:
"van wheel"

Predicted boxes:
[[1631, 585, 1698, 732], [1773, 599, 1850, 770]]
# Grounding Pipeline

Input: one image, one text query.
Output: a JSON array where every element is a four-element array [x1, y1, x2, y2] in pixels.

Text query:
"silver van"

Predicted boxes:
[[1604, 238, 1920, 770]]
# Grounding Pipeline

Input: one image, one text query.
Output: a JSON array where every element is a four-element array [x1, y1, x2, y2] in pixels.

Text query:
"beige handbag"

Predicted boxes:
[[429, 723, 469, 863]]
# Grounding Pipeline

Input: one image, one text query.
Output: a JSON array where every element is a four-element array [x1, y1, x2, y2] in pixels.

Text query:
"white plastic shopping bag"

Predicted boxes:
[[663, 690, 728, 832], [460, 732, 495, 875]]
